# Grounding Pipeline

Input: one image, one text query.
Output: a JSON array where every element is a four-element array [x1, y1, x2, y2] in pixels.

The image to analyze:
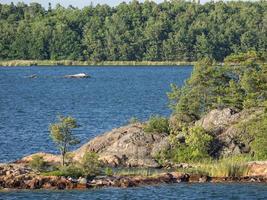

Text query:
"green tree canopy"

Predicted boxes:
[[49, 116, 80, 166]]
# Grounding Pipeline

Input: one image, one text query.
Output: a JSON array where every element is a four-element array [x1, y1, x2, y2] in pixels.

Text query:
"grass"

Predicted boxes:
[[186, 156, 251, 177], [40, 165, 83, 178], [0, 60, 195, 67], [113, 168, 164, 177]]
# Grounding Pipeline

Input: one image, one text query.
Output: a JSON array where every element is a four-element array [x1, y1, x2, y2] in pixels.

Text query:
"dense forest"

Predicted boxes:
[[0, 0, 266, 62]]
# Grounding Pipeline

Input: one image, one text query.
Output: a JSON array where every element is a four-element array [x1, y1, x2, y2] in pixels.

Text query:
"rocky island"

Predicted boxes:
[[1, 52, 267, 191], [1, 108, 267, 190]]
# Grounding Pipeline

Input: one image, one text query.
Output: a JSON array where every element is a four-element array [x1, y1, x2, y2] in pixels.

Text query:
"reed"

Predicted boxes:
[[113, 168, 162, 177], [194, 157, 250, 177]]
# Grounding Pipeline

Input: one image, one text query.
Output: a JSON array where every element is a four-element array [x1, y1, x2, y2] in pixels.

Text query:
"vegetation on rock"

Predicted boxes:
[[144, 115, 170, 134], [29, 155, 46, 171], [162, 51, 267, 163], [156, 126, 213, 164], [168, 51, 267, 122], [80, 152, 101, 177], [49, 116, 80, 166]]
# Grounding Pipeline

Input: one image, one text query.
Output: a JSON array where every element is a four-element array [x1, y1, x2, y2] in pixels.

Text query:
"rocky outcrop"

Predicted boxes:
[[196, 108, 264, 157], [248, 161, 267, 177], [20, 152, 61, 164], [73, 123, 170, 168], [18, 108, 265, 167]]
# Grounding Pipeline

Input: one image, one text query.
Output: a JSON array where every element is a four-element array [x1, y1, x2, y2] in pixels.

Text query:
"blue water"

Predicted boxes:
[[0, 66, 192, 163], [1, 183, 267, 199]]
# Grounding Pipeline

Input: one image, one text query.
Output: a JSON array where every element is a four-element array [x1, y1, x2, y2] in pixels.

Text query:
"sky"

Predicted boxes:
[[1, 0, 211, 8]]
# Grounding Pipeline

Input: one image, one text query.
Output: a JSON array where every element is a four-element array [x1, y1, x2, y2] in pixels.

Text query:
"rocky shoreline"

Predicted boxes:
[[1, 108, 267, 191], [0, 163, 266, 191]]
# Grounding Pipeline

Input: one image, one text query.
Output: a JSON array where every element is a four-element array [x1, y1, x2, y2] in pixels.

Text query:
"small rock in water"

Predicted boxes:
[[26, 74, 37, 79], [64, 73, 90, 78]]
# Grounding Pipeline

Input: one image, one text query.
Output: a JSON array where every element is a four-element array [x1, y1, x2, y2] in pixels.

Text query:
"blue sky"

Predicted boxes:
[[1, 0, 210, 8]]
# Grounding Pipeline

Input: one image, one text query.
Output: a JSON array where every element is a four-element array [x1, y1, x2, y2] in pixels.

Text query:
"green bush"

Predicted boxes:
[[144, 115, 170, 134], [104, 167, 113, 176], [60, 165, 83, 178], [158, 126, 213, 164], [80, 152, 101, 177], [242, 113, 267, 160], [41, 165, 83, 178], [29, 155, 46, 171], [128, 117, 140, 124]]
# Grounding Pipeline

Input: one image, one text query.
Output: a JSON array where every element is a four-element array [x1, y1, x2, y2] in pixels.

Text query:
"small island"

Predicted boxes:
[[1, 51, 266, 191]]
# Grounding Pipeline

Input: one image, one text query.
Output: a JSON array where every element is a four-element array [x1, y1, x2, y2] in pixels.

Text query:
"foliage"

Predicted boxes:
[[41, 152, 101, 178], [0, 1, 267, 61], [113, 168, 162, 177], [168, 52, 267, 123], [41, 165, 83, 178], [172, 126, 213, 163], [237, 112, 267, 160], [144, 115, 170, 134], [195, 158, 249, 177], [157, 126, 213, 164], [49, 116, 80, 166], [80, 152, 101, 177], [104, 167, 113, 176], [128, 117, 140, 124], [29, 155, 46, 171]]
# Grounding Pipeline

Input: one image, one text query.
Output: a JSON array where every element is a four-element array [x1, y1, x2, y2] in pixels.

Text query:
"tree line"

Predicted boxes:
[[0, 0, 266, 62]]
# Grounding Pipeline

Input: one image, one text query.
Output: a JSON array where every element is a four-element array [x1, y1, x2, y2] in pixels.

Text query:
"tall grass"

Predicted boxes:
[[194, 157, 250, 177], [113, 168, 163, 177]]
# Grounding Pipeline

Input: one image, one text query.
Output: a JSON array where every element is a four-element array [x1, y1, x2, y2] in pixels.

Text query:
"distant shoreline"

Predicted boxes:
[[0, 60, 195, 67]]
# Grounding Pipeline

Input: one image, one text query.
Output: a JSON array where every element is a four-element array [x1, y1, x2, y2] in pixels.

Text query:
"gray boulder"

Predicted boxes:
[[73, 123, 169, 168], [196, 108, 264, 157]]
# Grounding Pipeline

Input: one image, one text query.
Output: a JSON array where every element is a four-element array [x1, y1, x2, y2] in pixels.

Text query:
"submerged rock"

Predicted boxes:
[[25, 74, 37, 79]]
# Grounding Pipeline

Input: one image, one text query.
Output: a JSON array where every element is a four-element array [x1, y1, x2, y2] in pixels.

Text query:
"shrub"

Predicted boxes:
[[59, 165, 83, 178], [29, 155, 46, 171], [128, 117, 140, 124], [243, 113, 267, 160], [144, 115, 170, 134], [104, 167, 113, 176], [80, 152, 101, 177], [41, 165, 83, 178], [157, 126, 213, 164]]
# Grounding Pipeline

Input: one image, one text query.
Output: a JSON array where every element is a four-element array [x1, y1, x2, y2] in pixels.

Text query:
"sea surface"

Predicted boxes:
[[0, 66, 192, 162], [1, 183, 267, 199]]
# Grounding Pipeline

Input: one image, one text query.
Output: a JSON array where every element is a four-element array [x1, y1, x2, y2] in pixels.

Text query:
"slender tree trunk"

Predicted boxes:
[[62, 153, 65, 166]]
